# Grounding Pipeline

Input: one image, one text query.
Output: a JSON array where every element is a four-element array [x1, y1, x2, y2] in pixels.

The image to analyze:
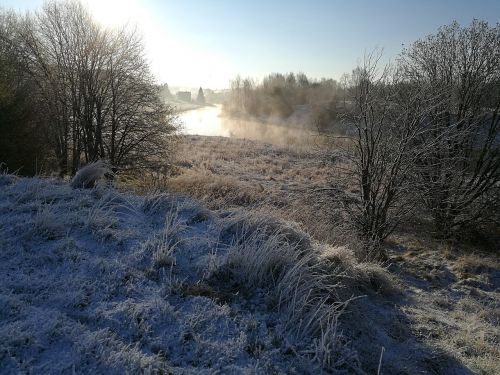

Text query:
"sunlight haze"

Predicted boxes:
[[3, 0, 499, 89]]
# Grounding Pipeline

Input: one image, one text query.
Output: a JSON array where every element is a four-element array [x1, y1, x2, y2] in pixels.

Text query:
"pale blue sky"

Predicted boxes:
[[2, 0, 499, 88]]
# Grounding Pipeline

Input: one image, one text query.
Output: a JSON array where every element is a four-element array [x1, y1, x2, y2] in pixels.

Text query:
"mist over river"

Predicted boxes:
[[179, 105, 318, 146]]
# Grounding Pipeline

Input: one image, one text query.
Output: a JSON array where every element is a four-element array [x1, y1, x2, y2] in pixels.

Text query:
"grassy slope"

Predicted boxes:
[[1, 135, 497, 374], [0, 174, 398, 374], [160, 135, 500, 375]]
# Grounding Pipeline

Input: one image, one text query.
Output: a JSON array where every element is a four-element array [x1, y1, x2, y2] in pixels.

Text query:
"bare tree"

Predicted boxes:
[[0, 10, 48, 175], [103, 26, 178, 172], [9, 0, 178, 176], [330, 21, 500, 254], [339, 73, 350, 108], [332, 51, 435, 258], [398, 20, 500, 236]]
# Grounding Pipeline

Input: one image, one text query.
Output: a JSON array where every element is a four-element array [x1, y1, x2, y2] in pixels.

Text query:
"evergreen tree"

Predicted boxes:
[[196, 87, 206, 104]]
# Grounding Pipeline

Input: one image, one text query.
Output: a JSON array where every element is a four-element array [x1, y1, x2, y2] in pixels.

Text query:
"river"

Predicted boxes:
[[179, 105, 230, 137], [179, 105, 318, 146]]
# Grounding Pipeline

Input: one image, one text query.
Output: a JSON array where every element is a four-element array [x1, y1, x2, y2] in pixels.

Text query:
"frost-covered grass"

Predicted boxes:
[[2, 172, 490, 374], [389, 233, 500, 375], [117, 135, 500, 374], [1, 174, 394, 374], [129, 135, 342, 247]]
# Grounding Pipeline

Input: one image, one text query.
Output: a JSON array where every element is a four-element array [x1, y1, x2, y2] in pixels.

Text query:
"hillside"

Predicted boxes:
[[0, 174, 381, 373], [167, 136, 500, 374], [2, 169, 496, 374]]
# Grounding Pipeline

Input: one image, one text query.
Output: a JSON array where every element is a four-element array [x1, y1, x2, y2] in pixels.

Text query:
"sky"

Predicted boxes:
[[2, 0, 500, 89]]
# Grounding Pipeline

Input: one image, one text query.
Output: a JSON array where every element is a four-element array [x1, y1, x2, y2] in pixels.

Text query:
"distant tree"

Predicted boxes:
[[226, 72, 338, 120], [285, 72, 296, 87], [339, 73, 350, 108], [159, 83, 173, 99], [203, 88, 227, 104], [227, 75, 243, 115], [296, 72, 309, 88], [242, 78, 260, 115], [196, 87, 205, 104]]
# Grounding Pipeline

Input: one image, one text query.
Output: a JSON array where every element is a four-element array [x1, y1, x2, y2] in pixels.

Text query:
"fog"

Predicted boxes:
[[180, 105, 319, 146]]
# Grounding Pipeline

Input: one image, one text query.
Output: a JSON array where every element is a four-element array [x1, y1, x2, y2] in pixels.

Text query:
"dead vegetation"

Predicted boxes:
[[159, 136, 346, 245], [388, 232, 500, 374], [132, 134, 500, 374]]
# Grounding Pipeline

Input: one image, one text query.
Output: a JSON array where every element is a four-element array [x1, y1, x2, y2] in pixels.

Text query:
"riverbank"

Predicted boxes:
[[165, 97, 216, 113]]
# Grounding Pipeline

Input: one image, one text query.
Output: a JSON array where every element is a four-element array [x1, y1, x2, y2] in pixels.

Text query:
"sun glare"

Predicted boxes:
[[83, 0, 233, 88], [84, 0, 145, 28]]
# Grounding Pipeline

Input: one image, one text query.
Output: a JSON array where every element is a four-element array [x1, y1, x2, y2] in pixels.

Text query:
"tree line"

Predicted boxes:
[[225, 72, 339, 129], [0, 0, 178, 176]]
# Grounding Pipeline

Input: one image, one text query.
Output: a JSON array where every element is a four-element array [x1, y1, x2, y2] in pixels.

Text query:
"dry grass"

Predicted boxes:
[[389, 231, 500, 375], [204, 209, 398, 371], [173, 136, 330, 188], [453, 254, 500, 280], [167, 172, 265, 208], [405, 290, 500, 375], [160, 136, 353, 247], [319, 246, 400, 296], [117, 134, 499, 374]]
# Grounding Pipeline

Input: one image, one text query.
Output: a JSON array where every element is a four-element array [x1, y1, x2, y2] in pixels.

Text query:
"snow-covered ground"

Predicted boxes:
[[0, 174, 374, 374], [2, 172, 489, 374]]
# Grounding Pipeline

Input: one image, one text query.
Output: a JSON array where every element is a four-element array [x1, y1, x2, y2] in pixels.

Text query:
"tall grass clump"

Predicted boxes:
[[209, 211, 396, 372]]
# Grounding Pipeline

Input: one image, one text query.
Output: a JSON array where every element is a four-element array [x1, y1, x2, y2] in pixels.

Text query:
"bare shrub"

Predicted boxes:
[[331, 51, 434, 258], [398, 20, 500, 236], [327, 21, 499, 253]]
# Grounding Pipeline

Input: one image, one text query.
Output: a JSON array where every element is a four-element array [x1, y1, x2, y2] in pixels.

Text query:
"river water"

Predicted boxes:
[[179, 105, 317, 146], [179, 105, 230, 137]]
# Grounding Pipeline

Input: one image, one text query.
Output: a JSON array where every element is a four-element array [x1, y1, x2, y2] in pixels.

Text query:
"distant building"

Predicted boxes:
[[176, 91, 191, 102]]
